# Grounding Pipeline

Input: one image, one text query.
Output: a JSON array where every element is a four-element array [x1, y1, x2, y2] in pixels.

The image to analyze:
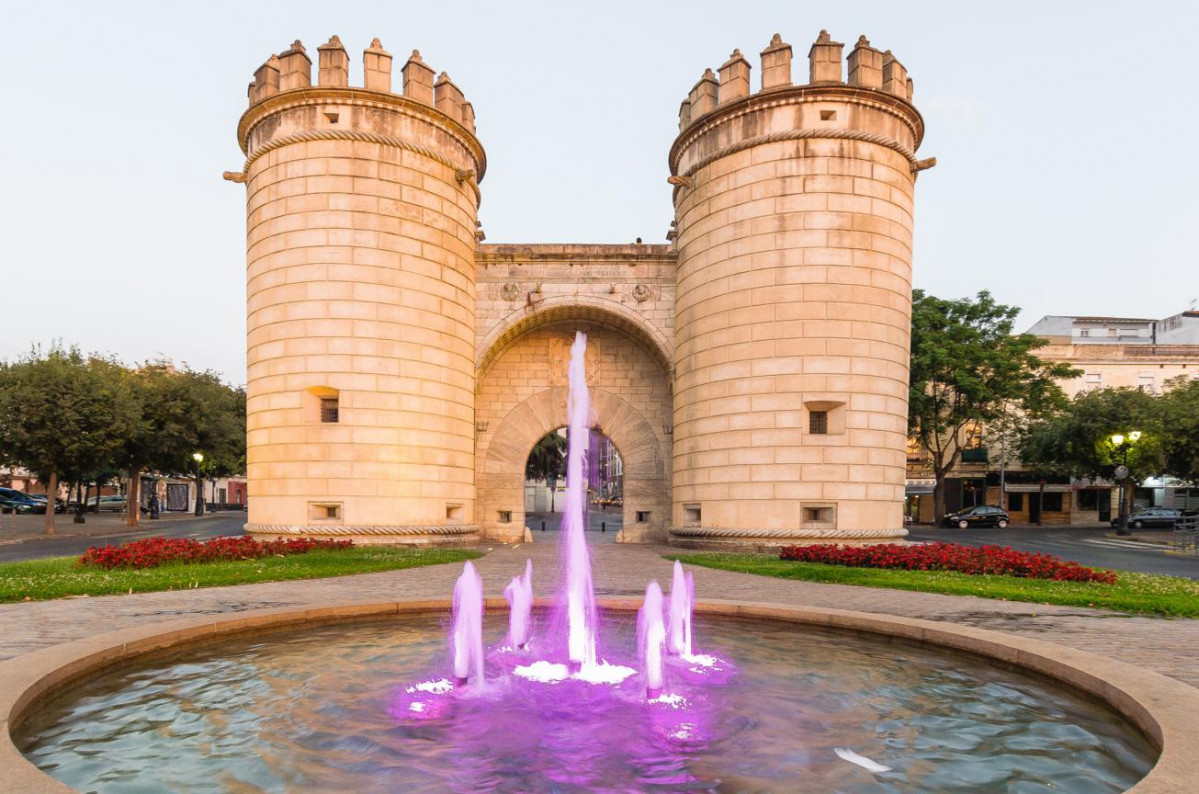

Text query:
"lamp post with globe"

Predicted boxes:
[[192, 452, 205, 517], [1110, 431, 1141, 536]]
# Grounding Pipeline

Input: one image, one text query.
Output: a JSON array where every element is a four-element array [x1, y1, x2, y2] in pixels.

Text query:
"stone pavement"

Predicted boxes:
[[1, 541, 1196, 690]]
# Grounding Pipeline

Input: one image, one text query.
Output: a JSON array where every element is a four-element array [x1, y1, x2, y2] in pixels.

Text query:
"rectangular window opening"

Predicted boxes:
[[446, 503, 464, 522], [498, 510, 512, 524], [636, 511, 651, 524], [820, 110, 836, 121], [809, 410, 828, 435], [683, 504, 701, 525], [320, 397, 339, 423], [308, 502, 343, 523]]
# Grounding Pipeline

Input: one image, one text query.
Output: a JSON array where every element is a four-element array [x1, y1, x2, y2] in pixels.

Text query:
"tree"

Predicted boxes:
[[908, 290, 1079, 519], [1156, 376, 1199, 485], [0, 347, 138, 534], [120, 364, 245, 522], [526, 431, 568, 512], [1021, 387, 1166, 527]]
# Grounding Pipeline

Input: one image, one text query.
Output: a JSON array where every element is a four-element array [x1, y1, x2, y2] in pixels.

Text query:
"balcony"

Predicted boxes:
[[961, 448, 989, 464]]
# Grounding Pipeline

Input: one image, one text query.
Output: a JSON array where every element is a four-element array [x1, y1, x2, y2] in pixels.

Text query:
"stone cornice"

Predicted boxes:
[[668, 83, 924, 176], [236, 86, 487, 180], [475, 244, 676, 266]]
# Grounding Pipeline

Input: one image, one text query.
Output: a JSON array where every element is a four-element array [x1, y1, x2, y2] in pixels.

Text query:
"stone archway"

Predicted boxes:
[[477, 387, 669, 544]]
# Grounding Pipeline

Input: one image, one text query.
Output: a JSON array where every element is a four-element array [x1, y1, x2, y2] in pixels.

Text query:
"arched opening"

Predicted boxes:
[[523, 427, 624, 542]]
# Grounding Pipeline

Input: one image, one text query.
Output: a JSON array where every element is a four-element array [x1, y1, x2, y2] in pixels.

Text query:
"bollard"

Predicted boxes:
[[541, 521, 546, 531], [602, 521, 606, 532]]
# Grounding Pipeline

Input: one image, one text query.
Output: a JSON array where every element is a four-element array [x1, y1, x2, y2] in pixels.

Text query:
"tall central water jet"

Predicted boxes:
[[562, 331, 598, 670]]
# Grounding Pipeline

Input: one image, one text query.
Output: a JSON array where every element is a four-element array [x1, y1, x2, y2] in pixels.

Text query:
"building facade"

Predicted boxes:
[[229, 30, 932, 547], [908, 311, 1199, 525]]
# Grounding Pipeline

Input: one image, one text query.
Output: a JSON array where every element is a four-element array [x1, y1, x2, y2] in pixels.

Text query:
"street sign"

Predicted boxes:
[[1114, 465, 1129, 481]]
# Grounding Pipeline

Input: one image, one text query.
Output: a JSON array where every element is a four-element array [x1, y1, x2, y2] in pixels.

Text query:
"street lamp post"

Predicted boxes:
[[193, 452, 205, 517], [1110, 431, 1141, 536]]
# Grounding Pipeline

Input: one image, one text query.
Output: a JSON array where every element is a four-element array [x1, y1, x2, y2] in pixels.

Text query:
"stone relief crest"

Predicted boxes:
[[548, 334, 599, 387], [500, 282, 521, 301], [632, 284, 652, 302]]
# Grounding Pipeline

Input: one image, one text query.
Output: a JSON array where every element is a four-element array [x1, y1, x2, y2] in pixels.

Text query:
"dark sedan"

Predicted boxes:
[[942, 505, 1011, 529], [1111, 507, 1182, 530]]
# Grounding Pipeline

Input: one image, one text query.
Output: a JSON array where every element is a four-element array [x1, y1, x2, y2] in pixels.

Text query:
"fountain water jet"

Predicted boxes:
[[504, 559, 534, 649], [638, 581, 667, 700], [666, 561, 694, 658], [561, 331, 598, 671], [451, 560, 484, 687]]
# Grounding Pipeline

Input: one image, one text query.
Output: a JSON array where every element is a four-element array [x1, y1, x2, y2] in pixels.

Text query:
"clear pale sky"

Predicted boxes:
[[2, 1, 1195, 384]]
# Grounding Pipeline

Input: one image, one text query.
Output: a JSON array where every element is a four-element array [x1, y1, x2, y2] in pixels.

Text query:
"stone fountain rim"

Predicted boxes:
[[1, 597, 1195, 793]]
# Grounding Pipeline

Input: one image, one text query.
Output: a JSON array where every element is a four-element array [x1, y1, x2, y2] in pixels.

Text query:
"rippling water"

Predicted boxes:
[[17, 613, 1154, 792]]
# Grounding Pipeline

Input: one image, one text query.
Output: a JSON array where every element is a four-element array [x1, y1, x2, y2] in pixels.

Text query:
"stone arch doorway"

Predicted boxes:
[[478, 386, 668, 543], [522, 426, 624, 542], [474, 313, 672, 543]]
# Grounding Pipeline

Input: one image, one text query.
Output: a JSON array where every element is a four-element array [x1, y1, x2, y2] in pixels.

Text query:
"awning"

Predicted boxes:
[[1004, 484, 1072, 493], [905, 478, 936, 495]]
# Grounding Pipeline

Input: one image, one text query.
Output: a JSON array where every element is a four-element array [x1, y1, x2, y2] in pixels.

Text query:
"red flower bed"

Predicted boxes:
[[78, 535, 353, 570], [778, 542, 1117, 584]]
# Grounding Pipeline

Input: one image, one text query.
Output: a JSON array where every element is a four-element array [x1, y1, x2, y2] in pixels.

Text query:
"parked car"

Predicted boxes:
[[0, 495, 36, 514], [87, 495, 139, 513], [942, 505, 1011, 529], [1111, 507, 1182, 530], [0, 487, 46, 514], [25, 494, 67, 513]]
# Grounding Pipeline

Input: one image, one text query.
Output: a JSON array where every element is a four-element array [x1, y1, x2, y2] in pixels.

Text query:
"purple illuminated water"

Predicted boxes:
[[637, 581, 667, 698], [450, 561, 484, 687], [561, 331, 599, 670], [666, 560, 694, 659], [503, 559, 533, 650]]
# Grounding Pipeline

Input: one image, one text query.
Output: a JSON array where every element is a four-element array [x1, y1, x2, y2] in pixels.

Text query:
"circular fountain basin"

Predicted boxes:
[[7, 602, 1170, 793]]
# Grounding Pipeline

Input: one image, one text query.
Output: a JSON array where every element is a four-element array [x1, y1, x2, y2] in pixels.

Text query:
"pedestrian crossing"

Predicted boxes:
[[1082, 537, 1166, 551]]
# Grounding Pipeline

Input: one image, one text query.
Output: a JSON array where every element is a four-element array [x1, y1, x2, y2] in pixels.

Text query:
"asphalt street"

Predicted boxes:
[[0, 514, 246, 563], [908, 525, 1199, 579]]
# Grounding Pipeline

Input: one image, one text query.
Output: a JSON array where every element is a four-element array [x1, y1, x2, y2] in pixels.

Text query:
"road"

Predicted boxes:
[[907, 525, 1199, 579], [0, 514, 246, 563]]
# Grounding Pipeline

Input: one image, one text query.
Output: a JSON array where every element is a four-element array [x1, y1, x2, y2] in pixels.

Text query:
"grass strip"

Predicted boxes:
[[0, 547, 481, 603], [673, 553, 1199, 618]]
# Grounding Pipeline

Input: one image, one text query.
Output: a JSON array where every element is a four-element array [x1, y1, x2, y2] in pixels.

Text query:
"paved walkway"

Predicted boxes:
[[2, 542, 1197, 690]]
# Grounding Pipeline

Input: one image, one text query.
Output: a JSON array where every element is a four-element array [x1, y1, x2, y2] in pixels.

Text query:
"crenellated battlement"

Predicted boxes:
[[244, 36, 476, 135], [676, 29, 916, 135], [669, 29, 931, 183]]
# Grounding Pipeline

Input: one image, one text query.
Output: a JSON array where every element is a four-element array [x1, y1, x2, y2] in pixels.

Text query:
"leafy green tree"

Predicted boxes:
[[0, 347, 138, 534], [120, 364, 245, 520], [1157, 376, 1199, 484], [1021, 387, 1165, 527], [526, 430, 568, 512], [909, 290, 1079, 518]]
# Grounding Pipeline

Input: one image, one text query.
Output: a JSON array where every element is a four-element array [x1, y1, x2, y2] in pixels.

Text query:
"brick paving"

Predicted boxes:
[[1, 541, 1196, 689]]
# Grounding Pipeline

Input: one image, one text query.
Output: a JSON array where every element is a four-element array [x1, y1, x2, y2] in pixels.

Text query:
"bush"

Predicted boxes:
[[79, 535, 353, 570], [778, 542, 1117, 584]]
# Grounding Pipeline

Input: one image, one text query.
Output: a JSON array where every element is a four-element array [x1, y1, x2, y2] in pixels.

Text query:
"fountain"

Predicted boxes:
[[503, 558, 533, 650], [638, 581, 667, 699], [10, 330, 1161, 793], [450, 560, 484, 688]]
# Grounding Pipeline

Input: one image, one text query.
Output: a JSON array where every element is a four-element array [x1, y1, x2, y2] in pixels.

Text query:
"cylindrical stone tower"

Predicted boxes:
[[668, 31, 932, 548], [230, 36, 485, 545]]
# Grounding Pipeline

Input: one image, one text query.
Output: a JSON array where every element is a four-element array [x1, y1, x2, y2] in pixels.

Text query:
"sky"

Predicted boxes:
[[2, 0, 1196, 384]]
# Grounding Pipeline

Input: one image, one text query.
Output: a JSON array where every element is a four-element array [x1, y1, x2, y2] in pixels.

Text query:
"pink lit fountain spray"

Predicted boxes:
[[396, 329, 728, 722]]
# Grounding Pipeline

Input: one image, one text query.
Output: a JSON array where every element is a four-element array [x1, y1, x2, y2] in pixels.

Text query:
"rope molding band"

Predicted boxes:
[[246, 523, 479, 537], [682, 127, 917, 180], [669, 526, 908, 540], [242, 129, 481, 205]]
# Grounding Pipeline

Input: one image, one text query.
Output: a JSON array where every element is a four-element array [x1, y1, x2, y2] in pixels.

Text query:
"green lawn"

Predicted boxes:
[[674, 554, 1199, 618], [0, 547, 482, 603]]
